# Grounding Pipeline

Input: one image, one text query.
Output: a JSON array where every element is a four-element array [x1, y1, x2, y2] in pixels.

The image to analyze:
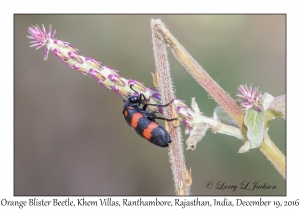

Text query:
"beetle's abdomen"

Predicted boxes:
[[123, 107, 171, 147]]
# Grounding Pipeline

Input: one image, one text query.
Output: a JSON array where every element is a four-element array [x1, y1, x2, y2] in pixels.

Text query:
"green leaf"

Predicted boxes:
[[239, 109, 265, 153], [238, 141, 250, 153], [262, 92, 275, 110], [264, 94, 286, 128], [268, 95, 285, 119]]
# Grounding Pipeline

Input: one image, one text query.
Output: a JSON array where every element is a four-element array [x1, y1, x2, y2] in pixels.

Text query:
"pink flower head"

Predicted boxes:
[[28, 24, 56, 60], [237, 84, 263, 112]]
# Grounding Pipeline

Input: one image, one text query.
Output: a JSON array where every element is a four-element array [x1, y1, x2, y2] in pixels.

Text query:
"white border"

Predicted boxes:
[[2, 1, 299, 209]]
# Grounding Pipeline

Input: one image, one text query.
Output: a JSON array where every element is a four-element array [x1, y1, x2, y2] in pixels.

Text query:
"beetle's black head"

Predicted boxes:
[[128, 95, 140, 106]]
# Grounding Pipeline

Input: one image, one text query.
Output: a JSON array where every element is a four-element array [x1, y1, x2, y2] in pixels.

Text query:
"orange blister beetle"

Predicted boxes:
[[123, 85, 177, 147]]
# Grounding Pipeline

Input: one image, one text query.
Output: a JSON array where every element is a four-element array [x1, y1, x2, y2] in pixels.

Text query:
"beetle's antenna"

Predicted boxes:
[[130, 84, 139, 95]]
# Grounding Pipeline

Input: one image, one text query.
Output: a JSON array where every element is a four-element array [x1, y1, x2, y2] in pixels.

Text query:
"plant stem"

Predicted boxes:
[[151, 19, 189, 195], [260, 132, 286, 179]]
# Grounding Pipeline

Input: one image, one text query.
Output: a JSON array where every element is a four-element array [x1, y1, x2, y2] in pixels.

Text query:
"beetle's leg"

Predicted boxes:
[[146, 99, 175, 108], [155, 116, 178, 121], [142, 95, 152, 110]]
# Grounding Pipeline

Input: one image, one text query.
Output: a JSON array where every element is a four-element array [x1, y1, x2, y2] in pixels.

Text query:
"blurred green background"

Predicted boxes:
[[14, 15, 285, 195]]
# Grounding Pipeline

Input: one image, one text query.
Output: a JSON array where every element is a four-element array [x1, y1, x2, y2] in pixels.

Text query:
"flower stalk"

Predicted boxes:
[[151, 20, 189, 195], [260, 131, 286, 179]]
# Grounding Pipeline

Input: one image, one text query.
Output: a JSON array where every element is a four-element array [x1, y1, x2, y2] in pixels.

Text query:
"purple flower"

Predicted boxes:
[[237, 84, 263, 112], [28, 25, 56, 60]]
